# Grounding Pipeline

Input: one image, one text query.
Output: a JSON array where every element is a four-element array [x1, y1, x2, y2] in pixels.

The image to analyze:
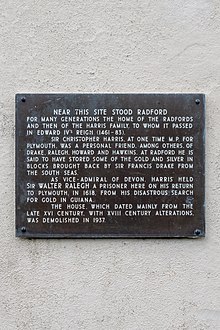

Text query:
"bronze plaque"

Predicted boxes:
[[16, 94, 205, 238]]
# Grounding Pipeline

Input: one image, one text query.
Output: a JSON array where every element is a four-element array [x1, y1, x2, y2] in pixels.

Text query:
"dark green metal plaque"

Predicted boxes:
[[16, 94, 205, 238]]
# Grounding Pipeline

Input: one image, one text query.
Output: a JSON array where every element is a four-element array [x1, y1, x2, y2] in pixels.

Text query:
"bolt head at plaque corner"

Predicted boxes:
[[21, 97, 26, 103], [21, 226, 26, 233], [195, 99, 200, 105], [194, 229, 202, 236]]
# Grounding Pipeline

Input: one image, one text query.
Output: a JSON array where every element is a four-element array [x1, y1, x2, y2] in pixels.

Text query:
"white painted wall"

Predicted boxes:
[[0, 0, 220, 329]]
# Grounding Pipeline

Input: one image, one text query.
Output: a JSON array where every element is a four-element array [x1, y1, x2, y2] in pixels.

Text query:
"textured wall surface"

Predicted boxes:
[[0, 0, 220, 329]]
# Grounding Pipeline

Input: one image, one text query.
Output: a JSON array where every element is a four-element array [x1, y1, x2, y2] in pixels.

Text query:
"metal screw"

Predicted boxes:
[[21, 97, 26, 103], [194, 229, 201, 236], [21, 226, 26, 233], [195, 99, 200, 105]]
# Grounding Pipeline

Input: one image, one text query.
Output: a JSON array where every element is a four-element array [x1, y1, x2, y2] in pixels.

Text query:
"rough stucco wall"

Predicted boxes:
[[0, 0, 220, 329]]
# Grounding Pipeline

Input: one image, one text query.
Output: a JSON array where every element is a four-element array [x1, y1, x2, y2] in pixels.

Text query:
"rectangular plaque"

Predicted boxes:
[[16, 94, 205, 238]]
